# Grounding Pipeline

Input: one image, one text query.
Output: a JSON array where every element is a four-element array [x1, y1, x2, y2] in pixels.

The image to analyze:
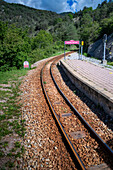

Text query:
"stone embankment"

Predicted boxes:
[[88, 33, 113, 61]]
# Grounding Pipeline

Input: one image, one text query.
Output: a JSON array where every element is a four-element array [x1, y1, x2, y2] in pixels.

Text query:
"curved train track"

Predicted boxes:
[[40, 53, 113, 170]]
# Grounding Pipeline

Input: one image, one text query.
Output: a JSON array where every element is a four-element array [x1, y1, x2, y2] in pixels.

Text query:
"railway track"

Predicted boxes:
[[21, 53, 77, 169], [41, 54, 113, 169]]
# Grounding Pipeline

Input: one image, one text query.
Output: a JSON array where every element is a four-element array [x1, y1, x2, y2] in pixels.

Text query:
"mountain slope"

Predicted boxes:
[[0, 0, 77, 39]]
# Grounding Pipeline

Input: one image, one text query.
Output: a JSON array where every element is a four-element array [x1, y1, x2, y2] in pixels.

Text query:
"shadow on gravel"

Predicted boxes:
[[94, 138, 113, 169], [57, 65, 113, 169], [57, 65, 113, 131]]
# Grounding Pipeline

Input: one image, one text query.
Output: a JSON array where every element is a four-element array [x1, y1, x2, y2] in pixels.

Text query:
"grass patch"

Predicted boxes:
[[0, 69, 27, 84], [0, 90, 11, 96], [83, 52, 88, 57], [14, 141, 21, 148], [90, 56, 99, 60], [107, 62, 113, 66], [0, 68, 28, 168], [73, 90, 76, 94], [2, 141, 8, 148], [0, 151, 4, 157], [49, 50, 69, 58], [0, 114, 6, 121], [5, 161, 14, 168], [0, 121, 12, 139]]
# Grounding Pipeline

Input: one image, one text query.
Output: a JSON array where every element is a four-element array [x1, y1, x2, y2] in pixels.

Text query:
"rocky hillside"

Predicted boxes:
[[88, 33, 113, 61]]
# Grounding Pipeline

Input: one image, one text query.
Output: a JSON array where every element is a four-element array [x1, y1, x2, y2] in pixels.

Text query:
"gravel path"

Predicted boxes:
[[20, 59, 76, 169]]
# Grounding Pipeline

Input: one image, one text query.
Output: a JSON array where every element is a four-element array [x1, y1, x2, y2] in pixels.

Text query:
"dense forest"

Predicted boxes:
[[0, 0, 113, 71]]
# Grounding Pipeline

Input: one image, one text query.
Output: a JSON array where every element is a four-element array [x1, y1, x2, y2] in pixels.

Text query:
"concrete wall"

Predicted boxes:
[[60, 60, 113, 117]]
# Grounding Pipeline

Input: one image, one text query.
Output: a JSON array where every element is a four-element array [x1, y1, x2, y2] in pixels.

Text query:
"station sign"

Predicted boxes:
[[23, 61, 29, 68], [65, 40, 79, 45]]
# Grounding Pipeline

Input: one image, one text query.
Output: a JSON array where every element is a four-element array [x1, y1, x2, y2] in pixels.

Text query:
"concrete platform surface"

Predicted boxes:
[[65, 55, 113, 95]]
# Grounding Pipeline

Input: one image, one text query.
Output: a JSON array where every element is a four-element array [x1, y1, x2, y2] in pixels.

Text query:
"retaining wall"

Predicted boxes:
[[60, 60, 113, 117]]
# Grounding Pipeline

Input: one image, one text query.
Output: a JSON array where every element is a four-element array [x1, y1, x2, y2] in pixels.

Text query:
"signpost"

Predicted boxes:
[[64, 40, 80, 59], [23, 61, 29, 69], [79, 40, 81, 59]]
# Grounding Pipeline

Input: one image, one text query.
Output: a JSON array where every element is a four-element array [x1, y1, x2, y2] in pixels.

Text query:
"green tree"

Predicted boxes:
[[80, 21, 100, 49], [63, 23, 79, 41], [0, 25, 31, 71], [68, 13, 73, 20], [80, 13, 93, 26], [100, 15, 113, 36], [0, 21, 8, 42], [32, 30, 53, 49], [100, 4, 108, 19]]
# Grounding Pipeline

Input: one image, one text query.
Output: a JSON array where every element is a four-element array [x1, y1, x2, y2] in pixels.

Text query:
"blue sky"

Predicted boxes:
[[4, 0, 109, 13]]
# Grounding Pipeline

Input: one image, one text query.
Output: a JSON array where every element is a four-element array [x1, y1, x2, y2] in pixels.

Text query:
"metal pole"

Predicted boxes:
[[103, 41, 106, 61], [64, 42, 65, 59], [103, 34, 107, 61], [79, 41, 80, 59], [81, 45, 83, 60]]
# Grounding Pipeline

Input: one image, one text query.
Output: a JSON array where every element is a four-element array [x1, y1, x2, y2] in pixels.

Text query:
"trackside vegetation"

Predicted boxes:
[[0, 22, 65, 71], [0, 69, 28, 168]]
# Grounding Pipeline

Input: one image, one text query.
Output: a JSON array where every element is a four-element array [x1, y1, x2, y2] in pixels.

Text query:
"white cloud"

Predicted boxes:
[[26, 0, 42, 9], [71, 2, 78, 12], [76, 0, 102, 11], [4, 0, 41, 9], [39, 0, 71, 13], [4, 0, 106, 13]]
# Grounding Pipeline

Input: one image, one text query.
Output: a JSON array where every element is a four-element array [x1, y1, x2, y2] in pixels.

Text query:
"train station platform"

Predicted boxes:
[[60, 52, 113, 117]]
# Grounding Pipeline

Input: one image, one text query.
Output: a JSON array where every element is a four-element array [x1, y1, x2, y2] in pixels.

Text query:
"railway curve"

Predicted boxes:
[[41, 54, 113, 169]]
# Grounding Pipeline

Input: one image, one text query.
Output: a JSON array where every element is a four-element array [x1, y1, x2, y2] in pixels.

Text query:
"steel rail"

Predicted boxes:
[[50, 61, 113, 158], [40, 58, 86, 170]]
